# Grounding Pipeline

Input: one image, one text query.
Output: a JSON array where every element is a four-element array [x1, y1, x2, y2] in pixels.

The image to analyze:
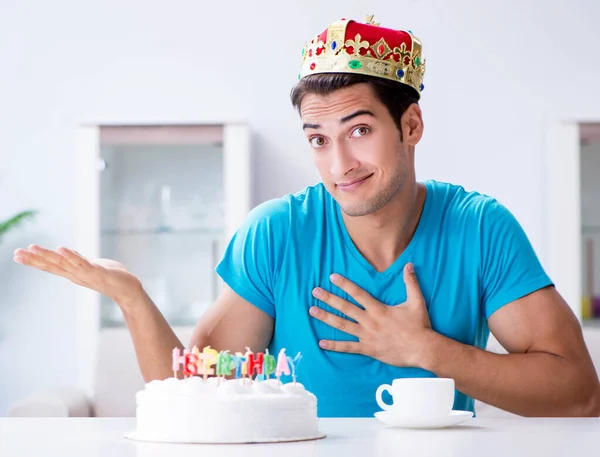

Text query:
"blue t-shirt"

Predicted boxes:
[[215, 180, 553, 417]]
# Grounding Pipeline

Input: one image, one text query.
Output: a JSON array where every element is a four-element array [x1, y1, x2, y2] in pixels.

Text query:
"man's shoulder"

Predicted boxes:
[[286, 181, 329, 208], [425, 180, 522, 246], [425, 179, 502, 219]]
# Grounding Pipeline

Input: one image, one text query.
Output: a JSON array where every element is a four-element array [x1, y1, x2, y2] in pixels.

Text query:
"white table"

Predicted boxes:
[[1, 417, 600, 457]]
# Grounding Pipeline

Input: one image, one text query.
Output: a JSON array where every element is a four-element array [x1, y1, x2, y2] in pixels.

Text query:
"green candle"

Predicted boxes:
[[216, 351, 233, 377], [263, 351, 276, 379]]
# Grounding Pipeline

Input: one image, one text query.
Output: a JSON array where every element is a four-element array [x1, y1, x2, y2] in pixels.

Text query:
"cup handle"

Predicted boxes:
[[376, 384, 393, 411]]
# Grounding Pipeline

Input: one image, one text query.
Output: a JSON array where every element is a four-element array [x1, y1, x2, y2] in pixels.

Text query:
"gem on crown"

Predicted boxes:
[[299, 15, 426, 96]]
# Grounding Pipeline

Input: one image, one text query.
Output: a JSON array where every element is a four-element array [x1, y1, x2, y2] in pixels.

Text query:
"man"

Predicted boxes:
[[14, 15, 600, 417]]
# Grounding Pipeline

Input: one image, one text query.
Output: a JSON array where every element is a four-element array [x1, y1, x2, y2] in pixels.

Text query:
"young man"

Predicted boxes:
[[14, 16, 600, 418]]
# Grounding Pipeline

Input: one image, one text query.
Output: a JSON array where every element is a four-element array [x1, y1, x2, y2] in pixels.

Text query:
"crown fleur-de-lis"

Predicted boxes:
[[315, 39, 326, 53], [345, 33, 369, 56], [364, 14, 380, 26], [393, 42, 411, 64]]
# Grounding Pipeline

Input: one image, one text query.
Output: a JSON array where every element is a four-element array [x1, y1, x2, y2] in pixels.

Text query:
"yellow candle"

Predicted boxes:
[[202, 346, 218, 376]]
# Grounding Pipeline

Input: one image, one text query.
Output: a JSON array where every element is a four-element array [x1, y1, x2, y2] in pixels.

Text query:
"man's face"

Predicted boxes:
[[300, 83, 418, 217]]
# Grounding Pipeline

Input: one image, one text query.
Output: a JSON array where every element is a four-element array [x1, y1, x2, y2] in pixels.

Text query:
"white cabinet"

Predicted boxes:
[[581, 139, 600, 321], [74, 123, 251, 393]]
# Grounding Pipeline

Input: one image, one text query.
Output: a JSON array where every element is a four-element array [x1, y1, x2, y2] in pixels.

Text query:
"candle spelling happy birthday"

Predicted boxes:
[[172, 346, 302, 383]]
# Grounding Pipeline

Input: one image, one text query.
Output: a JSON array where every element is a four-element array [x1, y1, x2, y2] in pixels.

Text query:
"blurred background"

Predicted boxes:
[[1, 0, 599, 417]]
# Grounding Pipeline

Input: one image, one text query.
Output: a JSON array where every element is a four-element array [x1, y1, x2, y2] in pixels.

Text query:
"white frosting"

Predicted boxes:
[[181, 376, 205, 394], [251, 381, 281, 395], [217, 378, 253, 395], [205, 376, 221, 387], [263, 378, 284, 389], [134, 376, 319, 443], [281, 382, 308, 395]]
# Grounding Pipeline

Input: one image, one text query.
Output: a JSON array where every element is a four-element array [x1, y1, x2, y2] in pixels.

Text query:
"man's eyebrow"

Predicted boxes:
[[302, 109, 375, 130], [340, 109, 375, 124], [302, 122, 320, 130]]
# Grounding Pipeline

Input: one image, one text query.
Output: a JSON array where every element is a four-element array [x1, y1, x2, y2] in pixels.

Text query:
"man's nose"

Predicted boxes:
[[330, 143, 359, 178]]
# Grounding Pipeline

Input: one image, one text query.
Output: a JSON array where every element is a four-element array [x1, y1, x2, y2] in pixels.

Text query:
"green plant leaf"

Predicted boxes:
[[0, 210, 38, 243]]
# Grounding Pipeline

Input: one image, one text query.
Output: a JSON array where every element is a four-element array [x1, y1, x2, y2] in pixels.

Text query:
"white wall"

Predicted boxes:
[[1, 0, 599, 415]]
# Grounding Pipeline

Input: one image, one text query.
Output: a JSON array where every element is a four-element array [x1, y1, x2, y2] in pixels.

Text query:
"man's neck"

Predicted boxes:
[[340, 181, 427, 273]]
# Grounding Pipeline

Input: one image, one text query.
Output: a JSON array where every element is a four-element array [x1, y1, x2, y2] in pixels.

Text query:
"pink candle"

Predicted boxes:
[[172, 348, 181, 377], [275, 348, 290, 380], [172, 347, 188, 378]]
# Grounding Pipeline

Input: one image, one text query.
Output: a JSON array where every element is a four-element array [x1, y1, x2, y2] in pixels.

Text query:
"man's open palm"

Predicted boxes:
[[14, 245, 142, 304]]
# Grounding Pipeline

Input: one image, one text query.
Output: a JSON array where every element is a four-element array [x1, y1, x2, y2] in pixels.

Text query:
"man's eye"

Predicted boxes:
[[310, 137, 326, 147], [351, 126, 370, 137]]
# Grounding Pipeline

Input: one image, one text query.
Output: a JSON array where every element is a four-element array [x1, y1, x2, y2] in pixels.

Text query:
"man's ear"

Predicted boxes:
[[402, 103, 424, 146]]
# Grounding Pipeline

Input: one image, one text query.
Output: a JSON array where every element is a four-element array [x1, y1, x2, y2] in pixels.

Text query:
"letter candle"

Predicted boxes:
[[286, 352, 303, 385], [233, 352, 246, 382], [244, 347, 253, 384], [247, 352, 264, 378], [172, 348, 187, 378], [202, 346, 219, 381], [216, 351, 233, 379], [275, 348, 290, 383], [184, 349, 199, 377], [263, 349, 276, 381]]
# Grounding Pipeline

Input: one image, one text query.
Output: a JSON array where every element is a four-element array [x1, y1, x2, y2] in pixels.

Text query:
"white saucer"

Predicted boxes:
[[374, 410, 474, 429]]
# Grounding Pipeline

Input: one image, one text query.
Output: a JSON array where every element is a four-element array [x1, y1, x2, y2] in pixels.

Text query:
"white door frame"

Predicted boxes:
[[544, 113, 600, 322]]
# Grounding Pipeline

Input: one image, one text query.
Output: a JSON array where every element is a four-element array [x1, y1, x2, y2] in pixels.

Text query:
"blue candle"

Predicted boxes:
[[286, 352, 303, 383], [232, 353, 246, 379]]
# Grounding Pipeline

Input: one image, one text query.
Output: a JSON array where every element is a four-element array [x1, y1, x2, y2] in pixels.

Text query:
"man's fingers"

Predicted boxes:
[[24, 245, 76, 271], [57, 247, 92, 270], [14, 250, 74, 279], [403, 263, 426, 306], [312, 287, 365, 322], [14, 245, 91, 284], [309, 306, 362, 337], [329, 274, 380, 310], [318, 339, 364, 354]]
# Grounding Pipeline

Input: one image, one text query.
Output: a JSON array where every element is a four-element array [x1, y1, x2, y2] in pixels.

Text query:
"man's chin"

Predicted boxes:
[[338, 200, 379, 218], [325, 184, 380, 216]]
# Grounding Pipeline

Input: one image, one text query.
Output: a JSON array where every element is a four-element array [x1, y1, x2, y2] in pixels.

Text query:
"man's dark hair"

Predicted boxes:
[[290, 73, 420, 139]]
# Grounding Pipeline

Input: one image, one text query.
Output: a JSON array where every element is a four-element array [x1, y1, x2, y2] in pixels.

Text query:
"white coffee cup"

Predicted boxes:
[[375, 377, 455, 417]]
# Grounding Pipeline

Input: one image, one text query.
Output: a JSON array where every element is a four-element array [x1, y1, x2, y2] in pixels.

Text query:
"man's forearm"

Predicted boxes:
[[417, 331, 600, 417], [119, 288, 186, 382]]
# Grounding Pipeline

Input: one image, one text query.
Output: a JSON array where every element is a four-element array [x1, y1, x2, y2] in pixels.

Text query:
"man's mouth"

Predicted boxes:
[[336, 174, 374, 191]]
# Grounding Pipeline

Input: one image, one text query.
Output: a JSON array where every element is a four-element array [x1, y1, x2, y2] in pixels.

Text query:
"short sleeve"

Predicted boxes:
[[214, 198, 290, 318], [480, 199, 554, 320]]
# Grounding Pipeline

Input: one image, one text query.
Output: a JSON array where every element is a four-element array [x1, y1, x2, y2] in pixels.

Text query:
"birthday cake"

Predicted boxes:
[[127, 347, 323, 444]]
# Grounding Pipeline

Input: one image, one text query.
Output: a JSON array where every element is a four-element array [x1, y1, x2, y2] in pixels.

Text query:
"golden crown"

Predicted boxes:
[[299, 15, 426, 96]]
